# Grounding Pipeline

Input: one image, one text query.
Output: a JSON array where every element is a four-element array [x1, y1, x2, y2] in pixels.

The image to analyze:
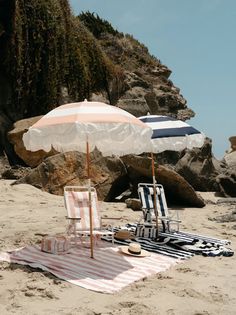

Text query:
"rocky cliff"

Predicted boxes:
[[79, 12, 194, 120], [2, 2, 236, 199], [0, 3, 194, 164]]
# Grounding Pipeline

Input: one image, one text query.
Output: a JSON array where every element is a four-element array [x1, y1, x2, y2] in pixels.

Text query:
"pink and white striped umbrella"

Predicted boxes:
[[23, 100, 153, 156], [23, 100, 153, 258]]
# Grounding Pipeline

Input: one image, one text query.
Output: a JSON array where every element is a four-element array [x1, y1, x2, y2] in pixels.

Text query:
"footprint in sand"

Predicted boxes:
[[176, 267, 193, 273], [118, 301, 136, 308], [208, 291, 229, 303], [174, 288, 205, 299], [24, 287, 58, 299], [155, 273, 173, 280], [10, 302, 22, 310], [113, 301, 158, 315], [176, 266, 207, 276], [22, 283, 58, 300]]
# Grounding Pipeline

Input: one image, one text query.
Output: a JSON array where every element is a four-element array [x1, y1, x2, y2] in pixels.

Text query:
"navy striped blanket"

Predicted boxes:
[[102, 224, 233, 258]]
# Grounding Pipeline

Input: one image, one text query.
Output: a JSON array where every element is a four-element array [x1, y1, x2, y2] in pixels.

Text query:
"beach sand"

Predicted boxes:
[[0, 179, 235, 315]]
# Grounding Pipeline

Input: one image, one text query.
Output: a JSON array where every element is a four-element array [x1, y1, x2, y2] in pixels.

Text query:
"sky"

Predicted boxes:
[[69, 0, 236, 159]]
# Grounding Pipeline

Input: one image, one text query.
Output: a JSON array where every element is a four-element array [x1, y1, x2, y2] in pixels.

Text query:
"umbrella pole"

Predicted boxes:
[[86, 141, 94, 259], [151, 153, 159, 235], [86, 141, 90, 179]]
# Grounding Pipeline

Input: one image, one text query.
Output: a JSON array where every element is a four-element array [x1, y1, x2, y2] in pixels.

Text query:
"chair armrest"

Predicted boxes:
[[66, 216, 81, 221], [159, 217, 181, 223], [101, 217, 122, 220]]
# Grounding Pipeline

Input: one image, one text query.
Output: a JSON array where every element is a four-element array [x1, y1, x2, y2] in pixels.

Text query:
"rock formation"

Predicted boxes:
[[159, 137, 236, 198], [4, 116, 236, 200], [121, 155, 205, 207], [174, 138, 221, 192], [87, 26, 195, 120], [229, 136, 236, 151], [13, 150, 128, 201], [7, 115, 57, 167], [1, 5, 235, 201], [10, 149, 205, 207], [217, 136, 236, 197], [223, 136, 236, 170]]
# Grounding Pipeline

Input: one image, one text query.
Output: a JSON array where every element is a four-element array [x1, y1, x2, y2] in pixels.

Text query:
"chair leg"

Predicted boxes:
[[167, 221, 170, 232], [176, 211, 180, 231], [143, 209, 147, 222], [177, 222, 180, 232], [75, 229, 79, 247], [73, 225, 78, 247], [111, 226, 114, 245], [67, 223, 75, 246], [161, 221, 166, 232]]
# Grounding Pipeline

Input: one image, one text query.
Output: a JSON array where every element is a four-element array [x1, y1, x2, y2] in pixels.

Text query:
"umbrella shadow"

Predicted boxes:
[[5, 244, 134, 282], [62, 245, 134, 281]]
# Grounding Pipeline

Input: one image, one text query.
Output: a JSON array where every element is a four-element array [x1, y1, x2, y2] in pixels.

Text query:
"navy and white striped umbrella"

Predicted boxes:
[[139, 115, 206, 153]]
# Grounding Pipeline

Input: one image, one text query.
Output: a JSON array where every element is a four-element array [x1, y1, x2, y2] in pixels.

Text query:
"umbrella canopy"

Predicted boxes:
[[139, 115, 205, 153], [23, 100, 153, 156]]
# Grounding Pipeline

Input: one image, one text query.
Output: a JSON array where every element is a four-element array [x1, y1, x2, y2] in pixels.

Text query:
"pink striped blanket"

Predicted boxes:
[[0, 244, 179, 293]]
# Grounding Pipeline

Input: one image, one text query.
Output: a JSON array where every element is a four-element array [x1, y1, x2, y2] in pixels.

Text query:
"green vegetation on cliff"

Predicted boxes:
[[78, 11, 160, 71], [1, 0, 121, 120], [79, 11, 120, 39]]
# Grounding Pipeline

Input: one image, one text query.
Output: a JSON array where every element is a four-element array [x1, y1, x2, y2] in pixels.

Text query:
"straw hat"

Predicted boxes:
[[119, 242, 150, 257], [114, 230, 132, 240]]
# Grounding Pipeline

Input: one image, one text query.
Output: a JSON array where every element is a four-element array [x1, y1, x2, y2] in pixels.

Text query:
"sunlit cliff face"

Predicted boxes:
[[229, 136, 236, 152]]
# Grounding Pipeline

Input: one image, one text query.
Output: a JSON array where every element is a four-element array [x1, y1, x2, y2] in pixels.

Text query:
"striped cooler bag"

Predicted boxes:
[[135, 224, 158, 240], [41, 235, 70, 255]]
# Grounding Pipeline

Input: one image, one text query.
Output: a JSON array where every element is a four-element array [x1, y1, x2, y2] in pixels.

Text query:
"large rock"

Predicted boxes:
[[174, 138, 220, 191], [174, 138, 236, 198], [224, 151, 236, 170], [216, 170, 236, 197], [229, 136, 236, 151], [116, 70, 194, 119], [99, 33, 194, 119], [7, 116, 57, 167], [98, 32, 195, 119], [13, 150, 128, 200], [121, 154, 205, 207], [223, 136, 236, 170]]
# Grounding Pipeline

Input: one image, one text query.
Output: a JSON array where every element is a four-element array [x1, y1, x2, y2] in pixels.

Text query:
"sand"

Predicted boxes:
[[0, 179, 235, 315]]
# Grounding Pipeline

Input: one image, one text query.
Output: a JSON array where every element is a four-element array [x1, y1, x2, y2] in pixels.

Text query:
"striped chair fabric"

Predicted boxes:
[[64, 186, 114, 243], [138, 183, 181, 232]]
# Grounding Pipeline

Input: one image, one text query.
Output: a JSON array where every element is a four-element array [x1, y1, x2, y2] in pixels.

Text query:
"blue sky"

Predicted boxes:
[[69, 0, 236, 159]]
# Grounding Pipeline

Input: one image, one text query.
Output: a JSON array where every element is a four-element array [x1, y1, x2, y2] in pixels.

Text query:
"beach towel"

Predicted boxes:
[[0, 243, 179, 294], [102, 235, 194, 260], [102, 224, 234, 258]]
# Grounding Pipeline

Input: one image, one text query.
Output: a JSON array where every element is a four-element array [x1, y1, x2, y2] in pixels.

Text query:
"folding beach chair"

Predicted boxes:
[[64, 186, 114, 246], [138, 183, 181, 232]]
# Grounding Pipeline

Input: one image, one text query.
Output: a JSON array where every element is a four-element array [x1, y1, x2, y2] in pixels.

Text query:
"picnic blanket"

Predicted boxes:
[[0, 243, 179, 294]]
